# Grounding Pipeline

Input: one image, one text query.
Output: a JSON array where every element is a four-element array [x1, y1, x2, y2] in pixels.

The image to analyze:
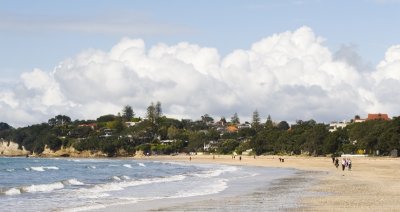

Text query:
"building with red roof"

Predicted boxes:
[[366, 113, 390, 121]]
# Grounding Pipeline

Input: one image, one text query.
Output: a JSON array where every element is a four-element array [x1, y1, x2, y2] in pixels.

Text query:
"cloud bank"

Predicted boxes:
[[1, 26, 399, 126]]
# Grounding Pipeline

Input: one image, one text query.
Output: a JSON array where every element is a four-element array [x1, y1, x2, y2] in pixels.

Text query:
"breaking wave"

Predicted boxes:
[[27, 166, 59, 172]]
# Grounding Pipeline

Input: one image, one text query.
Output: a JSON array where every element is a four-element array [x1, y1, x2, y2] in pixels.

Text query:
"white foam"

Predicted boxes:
[[138, 163, 146, 167], [45, 166, 59, 170], [29, 166, 59, 172], [87, 166, 96, 169], [112, 176, 121, 181], [62, 204, 106, 212], [77, 175, 186, 196], [6, 168, 15, 172], [22, 182, 64, 193], [84, 193, 111, 199], [193, 166, 238, 178], [5, 188, 21, 195], [173, 179, 228, 198], [121, 175, 130, 180], [30, 167, 45, 172], [123, 164, 132, 168], [156, 161, 189, 166], [65, 179, 85, 186]]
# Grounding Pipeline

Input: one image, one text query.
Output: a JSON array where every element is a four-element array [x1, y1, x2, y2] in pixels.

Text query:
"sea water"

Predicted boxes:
[[0, 157, 298, 211]]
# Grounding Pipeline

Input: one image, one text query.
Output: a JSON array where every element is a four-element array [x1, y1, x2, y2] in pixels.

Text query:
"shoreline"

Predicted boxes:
[[135, 154, 400, 211], [91, 158, 317, 212], [3, 154, 399, 211]]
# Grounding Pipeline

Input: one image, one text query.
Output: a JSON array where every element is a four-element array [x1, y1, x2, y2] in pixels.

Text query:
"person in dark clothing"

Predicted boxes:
[[341, 158, 346, 171]]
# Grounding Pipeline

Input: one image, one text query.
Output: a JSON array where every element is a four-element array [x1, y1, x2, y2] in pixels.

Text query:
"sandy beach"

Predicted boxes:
[[135, 154, 400, 211]]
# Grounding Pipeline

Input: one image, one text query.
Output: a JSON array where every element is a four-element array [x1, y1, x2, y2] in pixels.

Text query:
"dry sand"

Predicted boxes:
[[139, 154, 400, 211]]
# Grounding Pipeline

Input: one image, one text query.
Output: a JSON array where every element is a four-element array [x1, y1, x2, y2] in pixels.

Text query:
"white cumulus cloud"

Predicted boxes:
[[1, 26, 399, 127]]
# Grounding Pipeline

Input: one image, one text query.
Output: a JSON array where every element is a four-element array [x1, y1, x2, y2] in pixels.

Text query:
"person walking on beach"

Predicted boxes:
[[335, 158, 339, 169], [332, 156, 335, 164], [348, 158, 352, 171], [341, 158, 346, 171], [239, 156, 242, 161]]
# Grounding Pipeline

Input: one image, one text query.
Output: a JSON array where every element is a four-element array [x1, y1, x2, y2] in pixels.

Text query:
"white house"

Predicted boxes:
[[329, 121, 349, 132]]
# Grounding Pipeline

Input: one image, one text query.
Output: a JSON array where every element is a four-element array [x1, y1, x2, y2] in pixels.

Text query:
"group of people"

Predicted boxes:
[[332, 157, 352, 171]]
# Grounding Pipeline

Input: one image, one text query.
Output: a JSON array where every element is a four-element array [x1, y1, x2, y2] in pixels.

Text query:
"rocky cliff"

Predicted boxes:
[[0, 140, 30, 156], [40, 145, 108, 158]]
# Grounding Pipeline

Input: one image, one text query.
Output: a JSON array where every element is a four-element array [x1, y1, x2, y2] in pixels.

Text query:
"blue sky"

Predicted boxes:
[[2, 0, 399, 79], [1, 0, 400, 126]]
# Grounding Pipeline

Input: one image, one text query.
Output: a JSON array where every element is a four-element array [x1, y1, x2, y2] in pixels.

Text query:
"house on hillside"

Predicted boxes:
[[353, 113, 390, 123], [226, 125, 238, 133], [160, 140, 175, 145], [78, 123, 97, 130], [99, 128, 113, 138], [125, 121, 141, 127], [366, 113, 390, 121], [329, 121, 349, 132], [238, 122, 251, 129]]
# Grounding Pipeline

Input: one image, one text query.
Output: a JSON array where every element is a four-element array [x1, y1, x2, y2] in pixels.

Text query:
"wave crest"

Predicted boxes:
[[21, 182, 64, 193], [28, 166, 60, 172]]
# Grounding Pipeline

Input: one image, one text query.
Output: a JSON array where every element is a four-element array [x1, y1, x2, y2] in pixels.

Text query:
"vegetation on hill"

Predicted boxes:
[[1, 102, 399, 157]]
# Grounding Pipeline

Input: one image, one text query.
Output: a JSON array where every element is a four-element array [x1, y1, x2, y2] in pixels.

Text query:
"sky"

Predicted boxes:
[[1, 0, 400, 127]]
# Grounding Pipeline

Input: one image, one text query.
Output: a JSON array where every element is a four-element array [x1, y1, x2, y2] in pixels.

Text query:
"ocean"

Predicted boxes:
[[0, 157, 309, 211]]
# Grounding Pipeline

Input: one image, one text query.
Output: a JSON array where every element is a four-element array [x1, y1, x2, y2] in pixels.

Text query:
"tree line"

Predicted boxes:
[[0, 102, 399, 157]]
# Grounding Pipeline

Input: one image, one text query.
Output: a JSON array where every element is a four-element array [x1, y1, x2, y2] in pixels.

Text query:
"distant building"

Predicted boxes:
[[366, 113, 390, 121], [352, 113, 390, 123], [329, 121, 349, 132], [226, 125, 238, 133], [353, 118, 366, 123], [160, 140, 175, 145], [125, 121, 140, 127], [78, 123, 97, 129], [238, 123, 251, 129], [203, 140, 218, 151]]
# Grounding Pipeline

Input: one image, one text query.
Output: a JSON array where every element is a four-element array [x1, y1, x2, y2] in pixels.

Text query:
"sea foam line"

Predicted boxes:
[[172, 178, 228, 198], [2, 178, 85, 196], [192, 165, 238, 178], [21, 182, 64, 193], [77, 174, 186, 197], [123, 164, 132, 168], [27, 166, 59, 172]]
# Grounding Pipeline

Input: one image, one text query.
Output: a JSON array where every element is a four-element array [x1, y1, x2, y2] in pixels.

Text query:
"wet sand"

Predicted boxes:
[[136, 155, 400, 211]]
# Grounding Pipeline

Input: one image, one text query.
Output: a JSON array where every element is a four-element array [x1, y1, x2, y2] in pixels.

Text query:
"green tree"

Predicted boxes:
[[167, 126, 179, 140], [145, 101, 162, 124], [0, 122, 12, 131], [122, 105, 134, 121], [155, 101, 162, 119], [48, 115, 71, 126], [97, 114, 116, 122], [265, 115, 273, 129], [114, 116, 125, 133], [187, 131, 207, 152], [231, 113, 240, 124], [217, 139, 240, 154], [201, 114, 214, 124], [323, 128, 348, 155], [252, 110, 261, 129], [277, 121, 290, 131]]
